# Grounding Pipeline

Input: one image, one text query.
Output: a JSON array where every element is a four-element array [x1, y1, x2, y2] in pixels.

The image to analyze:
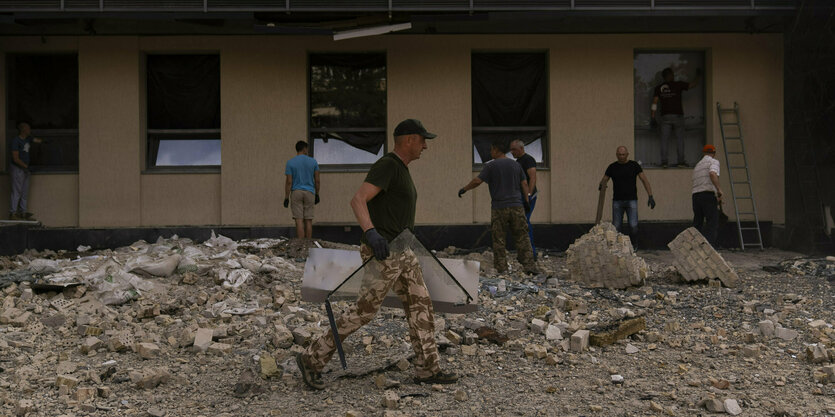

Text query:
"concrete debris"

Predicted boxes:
[[724, 398, 743, 415], [589, 317, 646, 347], [0, 235, 832, 415], [570, 330, 590, 352], [668, 227, 739, 287], [565, 223, 647, 289]]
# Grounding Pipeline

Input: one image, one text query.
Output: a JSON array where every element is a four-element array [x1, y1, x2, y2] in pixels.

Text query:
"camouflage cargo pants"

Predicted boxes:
[[301, 244, 441, 378], [491, 206, 538, 273]]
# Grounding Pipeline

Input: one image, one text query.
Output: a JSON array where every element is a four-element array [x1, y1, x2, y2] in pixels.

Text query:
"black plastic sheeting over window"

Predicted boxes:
[[309, 53, 386, 156], [147, 55, 220, 130], [8, 54, 78, 129], [472, 53, 547, 163]]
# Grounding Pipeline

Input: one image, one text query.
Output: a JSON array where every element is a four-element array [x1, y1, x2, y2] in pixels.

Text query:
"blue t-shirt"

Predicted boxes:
[[285, 154, 319, 193], [11, 136, 32, 166], [478, 157, 525, 209]]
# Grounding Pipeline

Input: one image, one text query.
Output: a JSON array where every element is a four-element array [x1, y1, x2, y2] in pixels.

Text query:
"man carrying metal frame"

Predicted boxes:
[[296, 119, 459, 390]]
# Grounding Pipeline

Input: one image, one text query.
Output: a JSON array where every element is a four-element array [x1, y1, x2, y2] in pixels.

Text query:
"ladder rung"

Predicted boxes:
[[743, 243, 763, 247], [735, 196, 752, 199], [719, 109, 736, 113], [729, 165, 748, 169], [737, 212, 756, 215], [732, 181, 750, 184], [739, 227, 760, 230]]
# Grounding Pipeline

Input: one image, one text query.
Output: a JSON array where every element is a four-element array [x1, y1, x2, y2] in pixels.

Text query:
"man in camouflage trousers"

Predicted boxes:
[[297, 119, 458, 390], [458, 139, 539, 275]]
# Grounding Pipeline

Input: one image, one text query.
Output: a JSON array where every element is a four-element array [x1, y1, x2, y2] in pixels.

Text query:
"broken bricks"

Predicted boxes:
[[667, 227, 739, 287], [565, 222, 647, 289]]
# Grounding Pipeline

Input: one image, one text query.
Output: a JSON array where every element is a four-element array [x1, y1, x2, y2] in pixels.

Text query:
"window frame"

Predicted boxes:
[[6, 53, 79, 173], [633, 49, 707, 169], [144, 53, 221, 173], [471, 50, 549, 170], [307, 52, 387, 172]]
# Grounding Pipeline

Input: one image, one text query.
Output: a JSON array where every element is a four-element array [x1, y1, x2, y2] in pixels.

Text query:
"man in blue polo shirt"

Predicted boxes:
[[284, 140, 320, 239], [9, 122, 42, 221]]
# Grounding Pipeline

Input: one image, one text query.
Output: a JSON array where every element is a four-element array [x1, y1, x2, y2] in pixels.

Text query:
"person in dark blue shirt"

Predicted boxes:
[[9, 122, 43, 220]]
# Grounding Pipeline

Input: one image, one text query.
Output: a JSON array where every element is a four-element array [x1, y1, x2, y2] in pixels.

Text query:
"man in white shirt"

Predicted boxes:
[[691, 144, 724, 246]]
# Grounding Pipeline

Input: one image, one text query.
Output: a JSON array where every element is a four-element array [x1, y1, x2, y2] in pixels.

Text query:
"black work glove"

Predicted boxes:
[[650, 118, 658, 128], [458, 188, 467, 198], [283, 198, 289, 208], [523, 199, 531, 214], [648, 195, 656, 209], [598, 184, 602, 191], [315, 194, 320, 205], [364, 228, 390, 260]]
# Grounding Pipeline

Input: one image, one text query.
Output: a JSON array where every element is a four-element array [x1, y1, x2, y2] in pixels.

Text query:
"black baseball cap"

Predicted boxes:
[[393, 119, 437, 139]]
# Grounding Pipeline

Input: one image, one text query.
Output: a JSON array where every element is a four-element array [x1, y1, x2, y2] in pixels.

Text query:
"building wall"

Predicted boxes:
[[1, 33, 784, 228]]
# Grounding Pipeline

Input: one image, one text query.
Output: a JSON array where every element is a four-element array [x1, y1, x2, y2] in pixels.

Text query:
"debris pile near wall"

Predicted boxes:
[[565, 222, 647, 289], [668, 227, 739, 287]]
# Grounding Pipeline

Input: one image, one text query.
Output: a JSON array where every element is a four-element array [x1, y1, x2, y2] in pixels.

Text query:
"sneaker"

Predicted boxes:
[[295, 353, 326, 390], [414, 370, 459, 385], [8, 212, 18, 220], [676, 162, 689, 168]]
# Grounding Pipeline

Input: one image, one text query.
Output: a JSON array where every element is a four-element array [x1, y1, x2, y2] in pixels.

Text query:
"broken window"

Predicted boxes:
[[634, 51, 705, 168], [472, 52, 548, 166], [6, 54, 79, 172], [146, 54, 220, 169], [309, 53, 386, 167]]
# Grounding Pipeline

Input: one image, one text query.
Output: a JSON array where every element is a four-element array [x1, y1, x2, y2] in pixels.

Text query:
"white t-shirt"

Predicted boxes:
[[692, 155, 720, 194]]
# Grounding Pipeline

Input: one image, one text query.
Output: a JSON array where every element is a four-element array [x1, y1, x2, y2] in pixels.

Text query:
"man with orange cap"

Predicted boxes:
[[691, 144, 723, 245]]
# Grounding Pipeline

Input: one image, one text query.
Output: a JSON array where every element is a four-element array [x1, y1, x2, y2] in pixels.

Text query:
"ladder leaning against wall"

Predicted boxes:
[[715, 102, 764, 250]]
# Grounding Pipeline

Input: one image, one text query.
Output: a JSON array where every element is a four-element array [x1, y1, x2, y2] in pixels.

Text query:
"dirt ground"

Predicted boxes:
[[1, 237, 834, 417]]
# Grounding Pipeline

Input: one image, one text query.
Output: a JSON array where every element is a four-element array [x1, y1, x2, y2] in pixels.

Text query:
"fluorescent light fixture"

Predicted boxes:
[[333, 22, 412, 41]]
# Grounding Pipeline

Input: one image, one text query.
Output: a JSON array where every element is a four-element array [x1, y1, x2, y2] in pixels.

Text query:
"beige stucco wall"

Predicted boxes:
[[1, 33, 784, 227]]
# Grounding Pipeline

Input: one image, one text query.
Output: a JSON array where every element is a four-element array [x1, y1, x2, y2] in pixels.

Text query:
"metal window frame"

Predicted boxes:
[[307, 52, 388, 171], [145, 53, 221, 172], [471, 51, 550, 169], [632, 48, 707, 169], [5, 52, 80, 173]]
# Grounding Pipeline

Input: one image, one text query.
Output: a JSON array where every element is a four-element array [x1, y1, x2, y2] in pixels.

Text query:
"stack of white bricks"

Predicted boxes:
[[667, 227, 739, 288], [565, 222, 647, 289]]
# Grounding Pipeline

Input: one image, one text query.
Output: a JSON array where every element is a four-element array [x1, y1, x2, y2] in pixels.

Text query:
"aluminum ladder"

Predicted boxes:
[[716, 102, 764, 250]]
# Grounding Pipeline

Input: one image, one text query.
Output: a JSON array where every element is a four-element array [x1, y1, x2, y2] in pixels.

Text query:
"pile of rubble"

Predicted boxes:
[[565, 222, 648, 289], [0, 231, 834, 416]]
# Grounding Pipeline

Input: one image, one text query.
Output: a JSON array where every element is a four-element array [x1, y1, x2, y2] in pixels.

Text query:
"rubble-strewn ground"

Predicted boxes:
[[1, 234, 834, 417]]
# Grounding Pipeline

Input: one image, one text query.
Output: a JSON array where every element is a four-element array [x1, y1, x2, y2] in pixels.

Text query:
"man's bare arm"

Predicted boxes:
[[526, 167, 537, 194], [709, 172, 723, 203], [599, 175, 610, 188], [314, 171, 320, 195], [521, 180, 530, 203], [638, 172, 653, 196], [460, 177, 483, 193], [11, 151, 26, 169], [351, 182, 383, 232], [284, 175, 292, 201]]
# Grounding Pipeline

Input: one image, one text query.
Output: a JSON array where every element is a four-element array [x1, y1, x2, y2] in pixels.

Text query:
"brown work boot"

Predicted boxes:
[[295, 353, 326, 390], [414, 370, 459, 385]]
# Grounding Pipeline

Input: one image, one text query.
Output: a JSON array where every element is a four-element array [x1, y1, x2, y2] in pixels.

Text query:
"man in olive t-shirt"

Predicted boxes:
[[297, 119, 458, 390]]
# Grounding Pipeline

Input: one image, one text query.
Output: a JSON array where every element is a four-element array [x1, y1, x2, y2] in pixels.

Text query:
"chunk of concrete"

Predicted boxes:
[[667, 227, 739, 287], [570, 330, 590, 352]]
